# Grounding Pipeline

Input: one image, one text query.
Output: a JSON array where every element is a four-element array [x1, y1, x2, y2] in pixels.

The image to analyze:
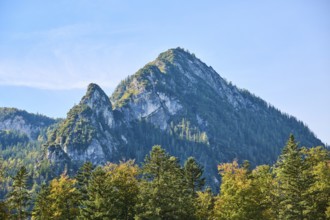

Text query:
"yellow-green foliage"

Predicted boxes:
[[214, 161, 267, 220], [115, 88, 139, 108], [194, 188, 214, 220], [47, 175, 79, 219], [170, 118, 209, 145]]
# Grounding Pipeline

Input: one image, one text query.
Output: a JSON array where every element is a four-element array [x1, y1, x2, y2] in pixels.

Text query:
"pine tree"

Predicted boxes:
[[275, 135, 314, 219], [31, 184, 51, 220], [6, 166, 31, 220], [184, 157, 205, 196]]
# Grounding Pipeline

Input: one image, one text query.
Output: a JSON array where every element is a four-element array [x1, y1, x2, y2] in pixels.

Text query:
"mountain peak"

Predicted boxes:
[[81, 83, 112, 109], [111, 47, 233, 111], [154, 47, 216, 81], [156, 47, 197, 64], [84, 83, 107, 98], [47, 83, 115, 165]]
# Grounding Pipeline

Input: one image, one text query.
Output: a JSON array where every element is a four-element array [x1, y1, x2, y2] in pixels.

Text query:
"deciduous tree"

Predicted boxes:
[[48, 174, 79, 220]]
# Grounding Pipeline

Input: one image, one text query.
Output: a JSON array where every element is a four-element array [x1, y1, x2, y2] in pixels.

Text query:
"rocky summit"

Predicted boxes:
[[44, 47, 323, 188], [47, 84, 117, 166]]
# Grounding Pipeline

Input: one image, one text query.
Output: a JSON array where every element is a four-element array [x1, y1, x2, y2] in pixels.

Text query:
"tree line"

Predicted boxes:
[[0, 135, 329, 219]]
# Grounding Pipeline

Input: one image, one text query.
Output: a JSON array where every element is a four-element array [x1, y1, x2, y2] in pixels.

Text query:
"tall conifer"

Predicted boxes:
[[7, 166, 31, 220], [275, 135, 314, 219]]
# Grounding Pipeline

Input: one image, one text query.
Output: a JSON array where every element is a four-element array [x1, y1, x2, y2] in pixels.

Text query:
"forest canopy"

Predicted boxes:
[[0, 135, 329, 219]]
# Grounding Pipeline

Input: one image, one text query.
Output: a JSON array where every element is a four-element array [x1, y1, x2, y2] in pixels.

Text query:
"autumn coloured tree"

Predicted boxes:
[[214, 160, 267, 220], [194, 187, 214, 220], [103, 161, 139, 219], [302, 146, 330, 218], [47, 174, 79, 220]]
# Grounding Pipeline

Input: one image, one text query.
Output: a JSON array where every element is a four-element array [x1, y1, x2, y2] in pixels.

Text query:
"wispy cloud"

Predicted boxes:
[[12, 23, 97, 40], [0, 23, 147, 90]]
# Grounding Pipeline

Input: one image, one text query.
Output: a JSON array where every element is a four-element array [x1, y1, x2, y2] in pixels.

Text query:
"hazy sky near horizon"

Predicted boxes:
[[0, 0, 329, 144]]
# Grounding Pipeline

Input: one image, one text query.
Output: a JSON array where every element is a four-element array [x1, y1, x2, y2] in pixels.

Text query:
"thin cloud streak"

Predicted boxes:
[[11, 23, 146, 42], [0, 23, 147, 90]]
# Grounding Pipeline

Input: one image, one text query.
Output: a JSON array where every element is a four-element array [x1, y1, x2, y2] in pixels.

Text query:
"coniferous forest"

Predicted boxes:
[[0, 135, 329, 219]]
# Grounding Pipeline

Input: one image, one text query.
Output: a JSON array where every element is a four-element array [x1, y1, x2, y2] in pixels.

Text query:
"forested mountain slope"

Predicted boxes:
[[0, 108, 57, 140]]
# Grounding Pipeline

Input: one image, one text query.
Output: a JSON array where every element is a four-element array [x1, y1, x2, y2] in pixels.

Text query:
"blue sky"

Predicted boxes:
[[0, 0, 329, 144]]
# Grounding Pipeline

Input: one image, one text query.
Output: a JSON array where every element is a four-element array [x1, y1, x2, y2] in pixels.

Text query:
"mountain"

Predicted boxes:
[[47, 83, 118, 168], [45, 48, 324, 189], [0, 107, 57, 140]]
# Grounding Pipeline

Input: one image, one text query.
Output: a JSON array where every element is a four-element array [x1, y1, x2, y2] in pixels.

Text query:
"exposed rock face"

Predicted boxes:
[[0, 107, 56, 140], [47, 144, 70, 163], [116, 89, 182, 130]]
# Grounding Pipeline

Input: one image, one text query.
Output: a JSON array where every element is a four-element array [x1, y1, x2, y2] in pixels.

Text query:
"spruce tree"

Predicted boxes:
[[79, 167, 110, 220], [184, 157, 205, 196], [75, 162, 94, 203], [135, 145, 194, 219], [275, 135, 314, 219], [80, 162, 139, 220], [31, 184, 51, 220], [6, 166, 31, 220]]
